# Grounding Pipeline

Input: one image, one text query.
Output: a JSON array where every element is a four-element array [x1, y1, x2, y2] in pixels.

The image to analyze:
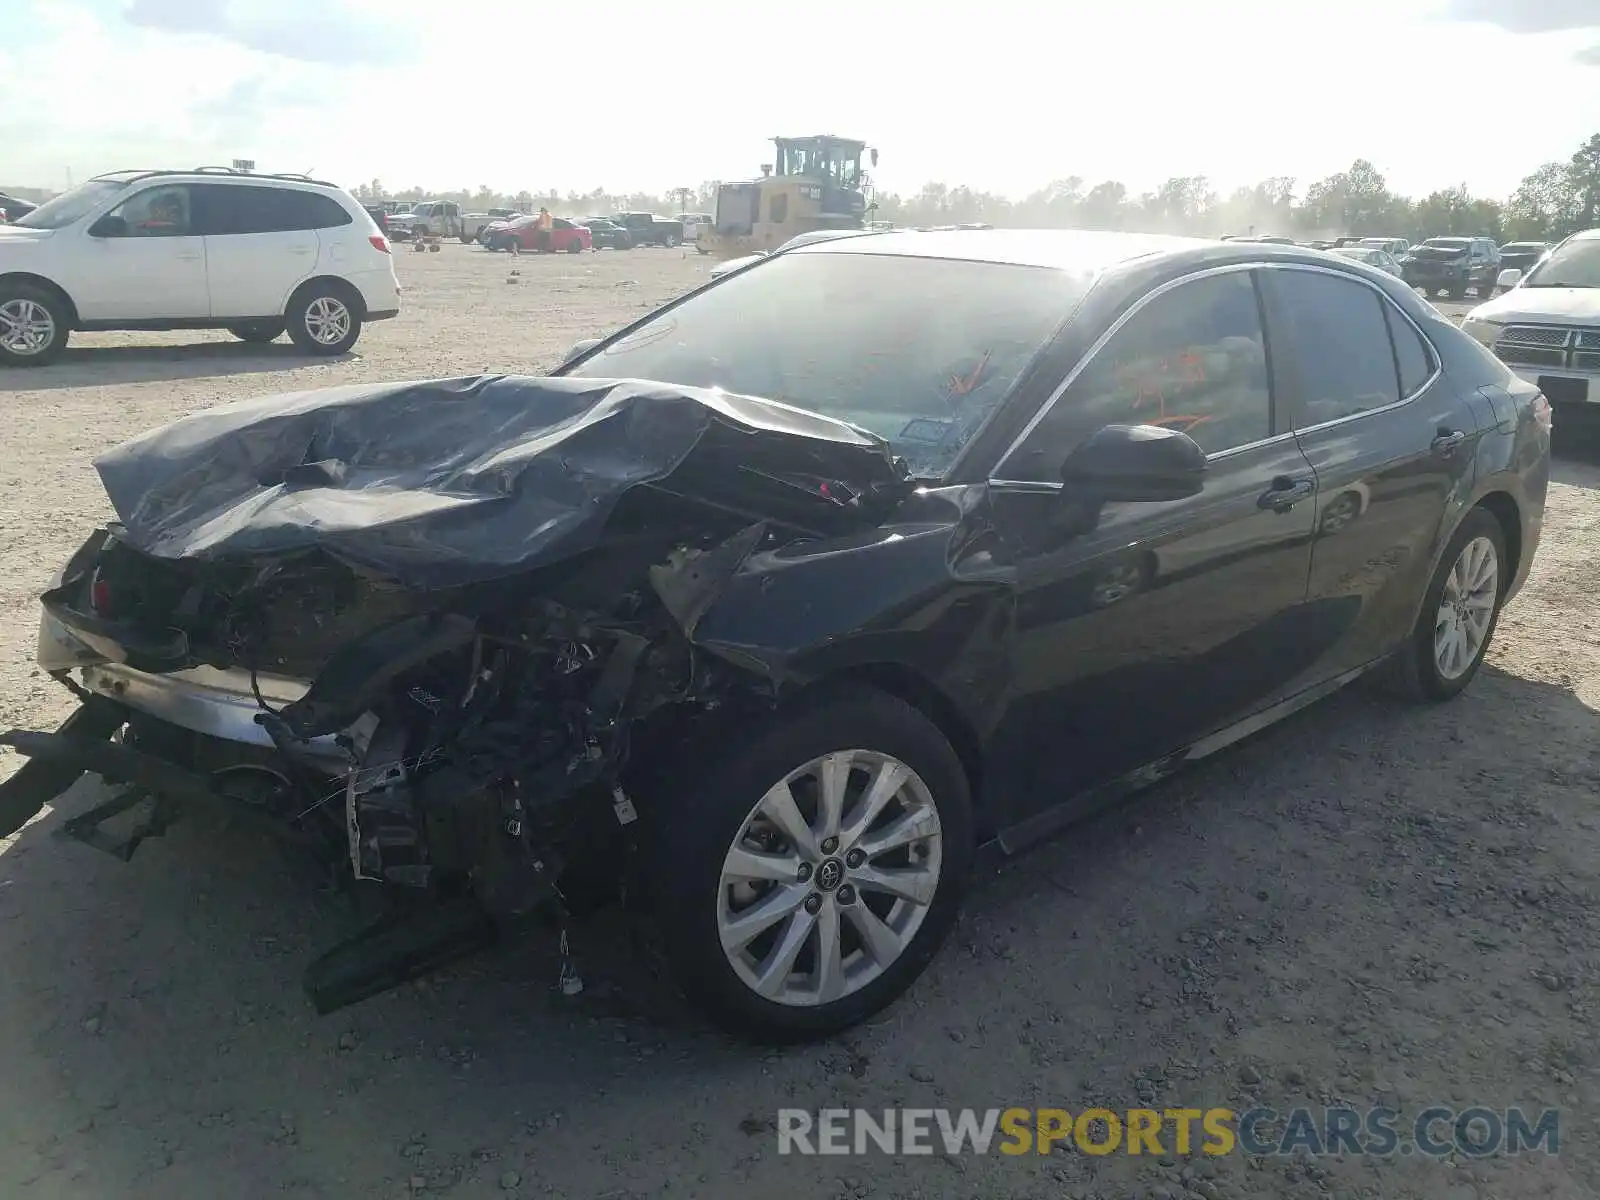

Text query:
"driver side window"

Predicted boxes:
[[104, 185, 193, 238], [997, 270, 1273, 481]]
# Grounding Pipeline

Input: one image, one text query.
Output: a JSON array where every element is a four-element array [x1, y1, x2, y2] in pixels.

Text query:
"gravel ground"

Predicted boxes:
[[1, 247, 1595, 1200]]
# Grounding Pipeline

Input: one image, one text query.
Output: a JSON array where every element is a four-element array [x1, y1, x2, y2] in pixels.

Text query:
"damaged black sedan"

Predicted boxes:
[[0, 230, 1550, 1042]]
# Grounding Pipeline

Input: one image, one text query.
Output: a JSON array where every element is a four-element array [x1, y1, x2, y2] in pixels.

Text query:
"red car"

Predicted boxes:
[[483, 215, 592, 254]]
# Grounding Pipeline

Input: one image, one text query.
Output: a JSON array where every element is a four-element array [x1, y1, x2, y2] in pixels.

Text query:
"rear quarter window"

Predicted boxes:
[[205, 186, 353, 234], [1384, 303, 1436, 396]]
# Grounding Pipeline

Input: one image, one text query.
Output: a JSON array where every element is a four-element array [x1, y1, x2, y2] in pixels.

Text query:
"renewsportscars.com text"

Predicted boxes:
[[777, 1106, 1559, 1158]]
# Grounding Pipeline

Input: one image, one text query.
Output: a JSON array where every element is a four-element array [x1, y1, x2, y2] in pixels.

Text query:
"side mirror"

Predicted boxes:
[[560, 337, 601, 366], [1060, 424, 1207, 504], [1495, 267, 1522, 290], [88, 215, 127, 239]]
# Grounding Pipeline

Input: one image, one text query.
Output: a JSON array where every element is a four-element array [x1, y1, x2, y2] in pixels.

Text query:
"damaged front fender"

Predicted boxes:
[[649, 484, 1014, 735]]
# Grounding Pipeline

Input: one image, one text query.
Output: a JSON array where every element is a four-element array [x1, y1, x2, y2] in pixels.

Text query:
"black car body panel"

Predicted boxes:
[[0, 230, 1551, 1019]]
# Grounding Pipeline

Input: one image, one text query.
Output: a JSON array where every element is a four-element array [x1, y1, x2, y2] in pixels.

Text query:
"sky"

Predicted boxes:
[[5, 0, 1600, 202]]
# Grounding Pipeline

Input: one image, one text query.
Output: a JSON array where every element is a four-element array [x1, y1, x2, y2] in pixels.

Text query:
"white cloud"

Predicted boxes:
[[5, 0, 1600, 202], [123, 0, 413, 66]]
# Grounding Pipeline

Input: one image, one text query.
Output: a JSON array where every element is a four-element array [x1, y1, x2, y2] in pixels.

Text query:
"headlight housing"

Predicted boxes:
[[1461, 316, 1501, 347]]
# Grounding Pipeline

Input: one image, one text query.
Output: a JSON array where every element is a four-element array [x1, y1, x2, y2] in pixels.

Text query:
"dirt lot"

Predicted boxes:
[[1, 246, 1596, 1200]]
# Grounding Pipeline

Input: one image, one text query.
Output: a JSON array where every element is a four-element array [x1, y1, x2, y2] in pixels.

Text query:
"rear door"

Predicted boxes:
[[196, 184, 319, 320], [1261, 266, 1480, 682], [983, 267, 1321, 825]]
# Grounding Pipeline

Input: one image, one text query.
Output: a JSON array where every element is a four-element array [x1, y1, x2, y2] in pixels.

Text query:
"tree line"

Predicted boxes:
[[353, 132, 1600, 245]]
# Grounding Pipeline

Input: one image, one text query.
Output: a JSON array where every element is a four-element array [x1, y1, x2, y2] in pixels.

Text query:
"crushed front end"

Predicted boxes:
[[0, 374, 911, 1012]]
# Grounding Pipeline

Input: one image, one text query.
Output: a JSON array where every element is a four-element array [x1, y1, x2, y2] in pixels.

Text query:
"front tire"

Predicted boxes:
[[0, 285, 70, 366], [286, 283, 362, 356], [646, 686, 972, 1043], [664, 232, 681, 248], [227, 320, 284, 344], [1380, 507, 1506, 702]]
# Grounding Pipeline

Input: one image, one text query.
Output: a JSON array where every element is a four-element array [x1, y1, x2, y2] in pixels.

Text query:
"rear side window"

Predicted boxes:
[[1271, 271, 1400, 429], [201, 185, 353, 234], [1384, 304, 1436, 396]]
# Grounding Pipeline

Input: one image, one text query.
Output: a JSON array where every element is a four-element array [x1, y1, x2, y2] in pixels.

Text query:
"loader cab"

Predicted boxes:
[[706, 134, 873, 257]]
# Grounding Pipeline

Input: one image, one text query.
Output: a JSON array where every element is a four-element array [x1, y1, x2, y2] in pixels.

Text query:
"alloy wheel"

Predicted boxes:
[[0, 298, 55, 357], [1434, 535, 1498, 680], [716, 749, 943, 1007], [304, 297, 352, 346]]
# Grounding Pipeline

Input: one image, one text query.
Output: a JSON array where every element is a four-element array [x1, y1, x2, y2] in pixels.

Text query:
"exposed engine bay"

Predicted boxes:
[[0, 374, 915, 1012]]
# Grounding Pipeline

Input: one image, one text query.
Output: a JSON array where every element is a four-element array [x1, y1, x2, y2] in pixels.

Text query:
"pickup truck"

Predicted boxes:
[[386, 200, 466, 241], [610, 212, 684, 247], [1403, 235, 1501, 299]]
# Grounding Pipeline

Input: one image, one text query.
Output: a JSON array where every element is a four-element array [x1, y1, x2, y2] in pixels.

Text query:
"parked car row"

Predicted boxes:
[[473, 210, 696, 253], [1238, 233, 1556, 301]]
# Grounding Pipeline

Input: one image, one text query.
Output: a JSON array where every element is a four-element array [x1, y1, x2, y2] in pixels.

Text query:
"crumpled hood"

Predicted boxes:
[[1470, 287, 1600, 325], [92, 374, 906, 588]]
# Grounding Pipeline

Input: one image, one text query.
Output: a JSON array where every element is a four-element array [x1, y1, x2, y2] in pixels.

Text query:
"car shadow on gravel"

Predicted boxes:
[[0, 343, 356, 392], [1, 659, 1596, 1198]]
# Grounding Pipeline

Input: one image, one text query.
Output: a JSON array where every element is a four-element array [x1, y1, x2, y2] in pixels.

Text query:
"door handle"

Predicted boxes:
[[1257, 476, 1314, 512], [289, 246, 314, 255], [175, 252, 202, 261], [1431, 428, 1467, 455]]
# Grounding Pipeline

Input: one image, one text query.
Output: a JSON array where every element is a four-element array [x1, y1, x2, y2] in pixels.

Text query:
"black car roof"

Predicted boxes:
[[798, 228, 1207, 271], [793, 227, 1411, 279]]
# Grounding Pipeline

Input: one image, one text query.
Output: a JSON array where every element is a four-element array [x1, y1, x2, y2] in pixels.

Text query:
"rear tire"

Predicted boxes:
[[0, 284, 70, 367], [644, 686, 972, 1043], [1378, 506, 1506, 702], [227, 320, 284, 345], [286, 282, 362, 356]]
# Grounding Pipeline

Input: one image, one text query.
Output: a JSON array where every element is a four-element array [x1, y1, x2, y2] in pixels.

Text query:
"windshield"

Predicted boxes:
[[1334, 247, 1375, 261], [1503, 243, 1546, 254], [1524, 238, 1600, 288], [564, 250, 1091, 478], [13, 179, 128, 230], [1421, 238, 1469, 251]]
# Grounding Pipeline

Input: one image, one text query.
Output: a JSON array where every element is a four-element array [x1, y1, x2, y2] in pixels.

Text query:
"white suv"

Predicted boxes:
[[0, 168, 401, 366]]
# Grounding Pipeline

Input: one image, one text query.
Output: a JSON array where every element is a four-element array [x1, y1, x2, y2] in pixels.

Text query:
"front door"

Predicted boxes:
[[70, 183, 209, 321], [1261, 267, 1482, 681], [981, 267, 1320, 828]]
